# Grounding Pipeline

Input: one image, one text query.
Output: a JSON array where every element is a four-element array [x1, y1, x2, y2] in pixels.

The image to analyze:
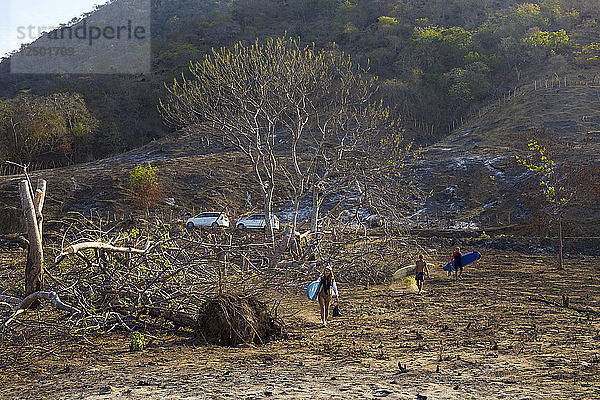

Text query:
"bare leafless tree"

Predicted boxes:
[[160, 38, 291, 244], [160, 36, 423, 250]]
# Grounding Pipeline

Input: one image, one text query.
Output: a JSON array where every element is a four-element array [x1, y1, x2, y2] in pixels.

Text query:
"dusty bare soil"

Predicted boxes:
[[1, 248, 599, 399]]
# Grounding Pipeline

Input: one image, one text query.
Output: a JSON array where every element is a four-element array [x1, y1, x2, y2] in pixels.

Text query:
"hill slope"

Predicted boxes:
[[2, 72, 599, 236], [0, 134, 261, 233], [415, 71, 600, 234]]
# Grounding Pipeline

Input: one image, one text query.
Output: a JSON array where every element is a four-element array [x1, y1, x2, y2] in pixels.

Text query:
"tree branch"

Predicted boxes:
[[55, 241, 151, 265]]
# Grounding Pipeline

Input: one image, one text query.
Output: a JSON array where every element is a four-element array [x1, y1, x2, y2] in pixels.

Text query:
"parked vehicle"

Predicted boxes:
[[366, 214, 384, 228], [236, 214, 280, 231], [186, 212, 229, 228]]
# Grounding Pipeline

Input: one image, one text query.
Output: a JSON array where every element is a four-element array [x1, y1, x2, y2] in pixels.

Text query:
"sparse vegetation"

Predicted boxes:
[[516, 137, 576, 269], [129, 331, 148, 351]]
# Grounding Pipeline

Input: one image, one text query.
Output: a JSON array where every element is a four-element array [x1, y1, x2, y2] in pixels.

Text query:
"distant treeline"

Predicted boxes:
[[1, 0, 600, 166]]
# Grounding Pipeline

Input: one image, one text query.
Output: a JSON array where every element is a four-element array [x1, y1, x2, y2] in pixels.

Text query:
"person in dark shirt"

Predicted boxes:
[[451, 247, 463, 280]]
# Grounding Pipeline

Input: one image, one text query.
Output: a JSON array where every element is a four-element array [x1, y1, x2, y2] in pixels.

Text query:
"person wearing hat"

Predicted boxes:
[[318, 266, 338, 326]]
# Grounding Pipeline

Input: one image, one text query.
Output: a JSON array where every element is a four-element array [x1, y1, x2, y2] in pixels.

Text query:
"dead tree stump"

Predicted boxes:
[[19, 179, 46, 300]]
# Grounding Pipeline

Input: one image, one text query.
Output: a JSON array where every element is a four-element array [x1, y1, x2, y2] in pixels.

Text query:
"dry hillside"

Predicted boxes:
[[1, 74, 600, 237], [415, 71, 600, 235]]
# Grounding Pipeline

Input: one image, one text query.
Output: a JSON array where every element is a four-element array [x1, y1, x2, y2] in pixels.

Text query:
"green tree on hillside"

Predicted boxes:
[[574, 41, 600, 65], [523, 28, 572, 55], [0, 93, 98, 166], [516, 140, 575, 270], [444, 62, 492, 103], [409, 25, 474, 70], [129, 163, 165, 210]]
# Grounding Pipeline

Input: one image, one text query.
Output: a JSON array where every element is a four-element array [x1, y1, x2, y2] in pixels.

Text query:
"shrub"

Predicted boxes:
[[412, 25, 473, 50], [574, 42, 600, 65], [378, 16, 399, 29], [129, 331, 148, 351], [522, 29, 571, 54], [129, 163, 164, 210], [0, 93, 98, 166]]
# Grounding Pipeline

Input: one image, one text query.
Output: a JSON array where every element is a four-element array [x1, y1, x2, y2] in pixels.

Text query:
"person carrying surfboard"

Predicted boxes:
[[415, 254, 429, 294], [318, 266, 338, 327], [451, 247, 463, 280]]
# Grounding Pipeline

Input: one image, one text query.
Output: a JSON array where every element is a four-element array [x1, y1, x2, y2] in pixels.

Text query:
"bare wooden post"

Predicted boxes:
[[558, 216, 564, 270], [19, 179, 46, 299]]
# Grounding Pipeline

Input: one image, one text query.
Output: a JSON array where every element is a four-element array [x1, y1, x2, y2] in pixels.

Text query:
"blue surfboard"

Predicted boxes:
[[307, 278, 321, 301], [307, 278, 338, 300], [443, 251, 481, 271]]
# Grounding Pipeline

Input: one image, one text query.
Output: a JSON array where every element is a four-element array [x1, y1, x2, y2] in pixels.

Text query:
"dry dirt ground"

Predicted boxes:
[[1, 248, 599, 400]]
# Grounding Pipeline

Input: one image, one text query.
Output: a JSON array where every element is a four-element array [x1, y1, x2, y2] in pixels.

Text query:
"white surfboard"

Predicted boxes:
[[392, 265, 416, 280]]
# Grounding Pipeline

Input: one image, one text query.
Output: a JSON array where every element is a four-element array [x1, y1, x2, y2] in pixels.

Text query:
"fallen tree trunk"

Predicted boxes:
[[146, 307, 197, 329], [18, 291, 81, 314], [0, 295, 22, 305], [3, 291, 82, 326]]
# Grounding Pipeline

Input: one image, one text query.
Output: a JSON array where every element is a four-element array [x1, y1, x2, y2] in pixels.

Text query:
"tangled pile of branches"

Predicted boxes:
[[1, 215, 289, 333], [1, 212, 425, 348]]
